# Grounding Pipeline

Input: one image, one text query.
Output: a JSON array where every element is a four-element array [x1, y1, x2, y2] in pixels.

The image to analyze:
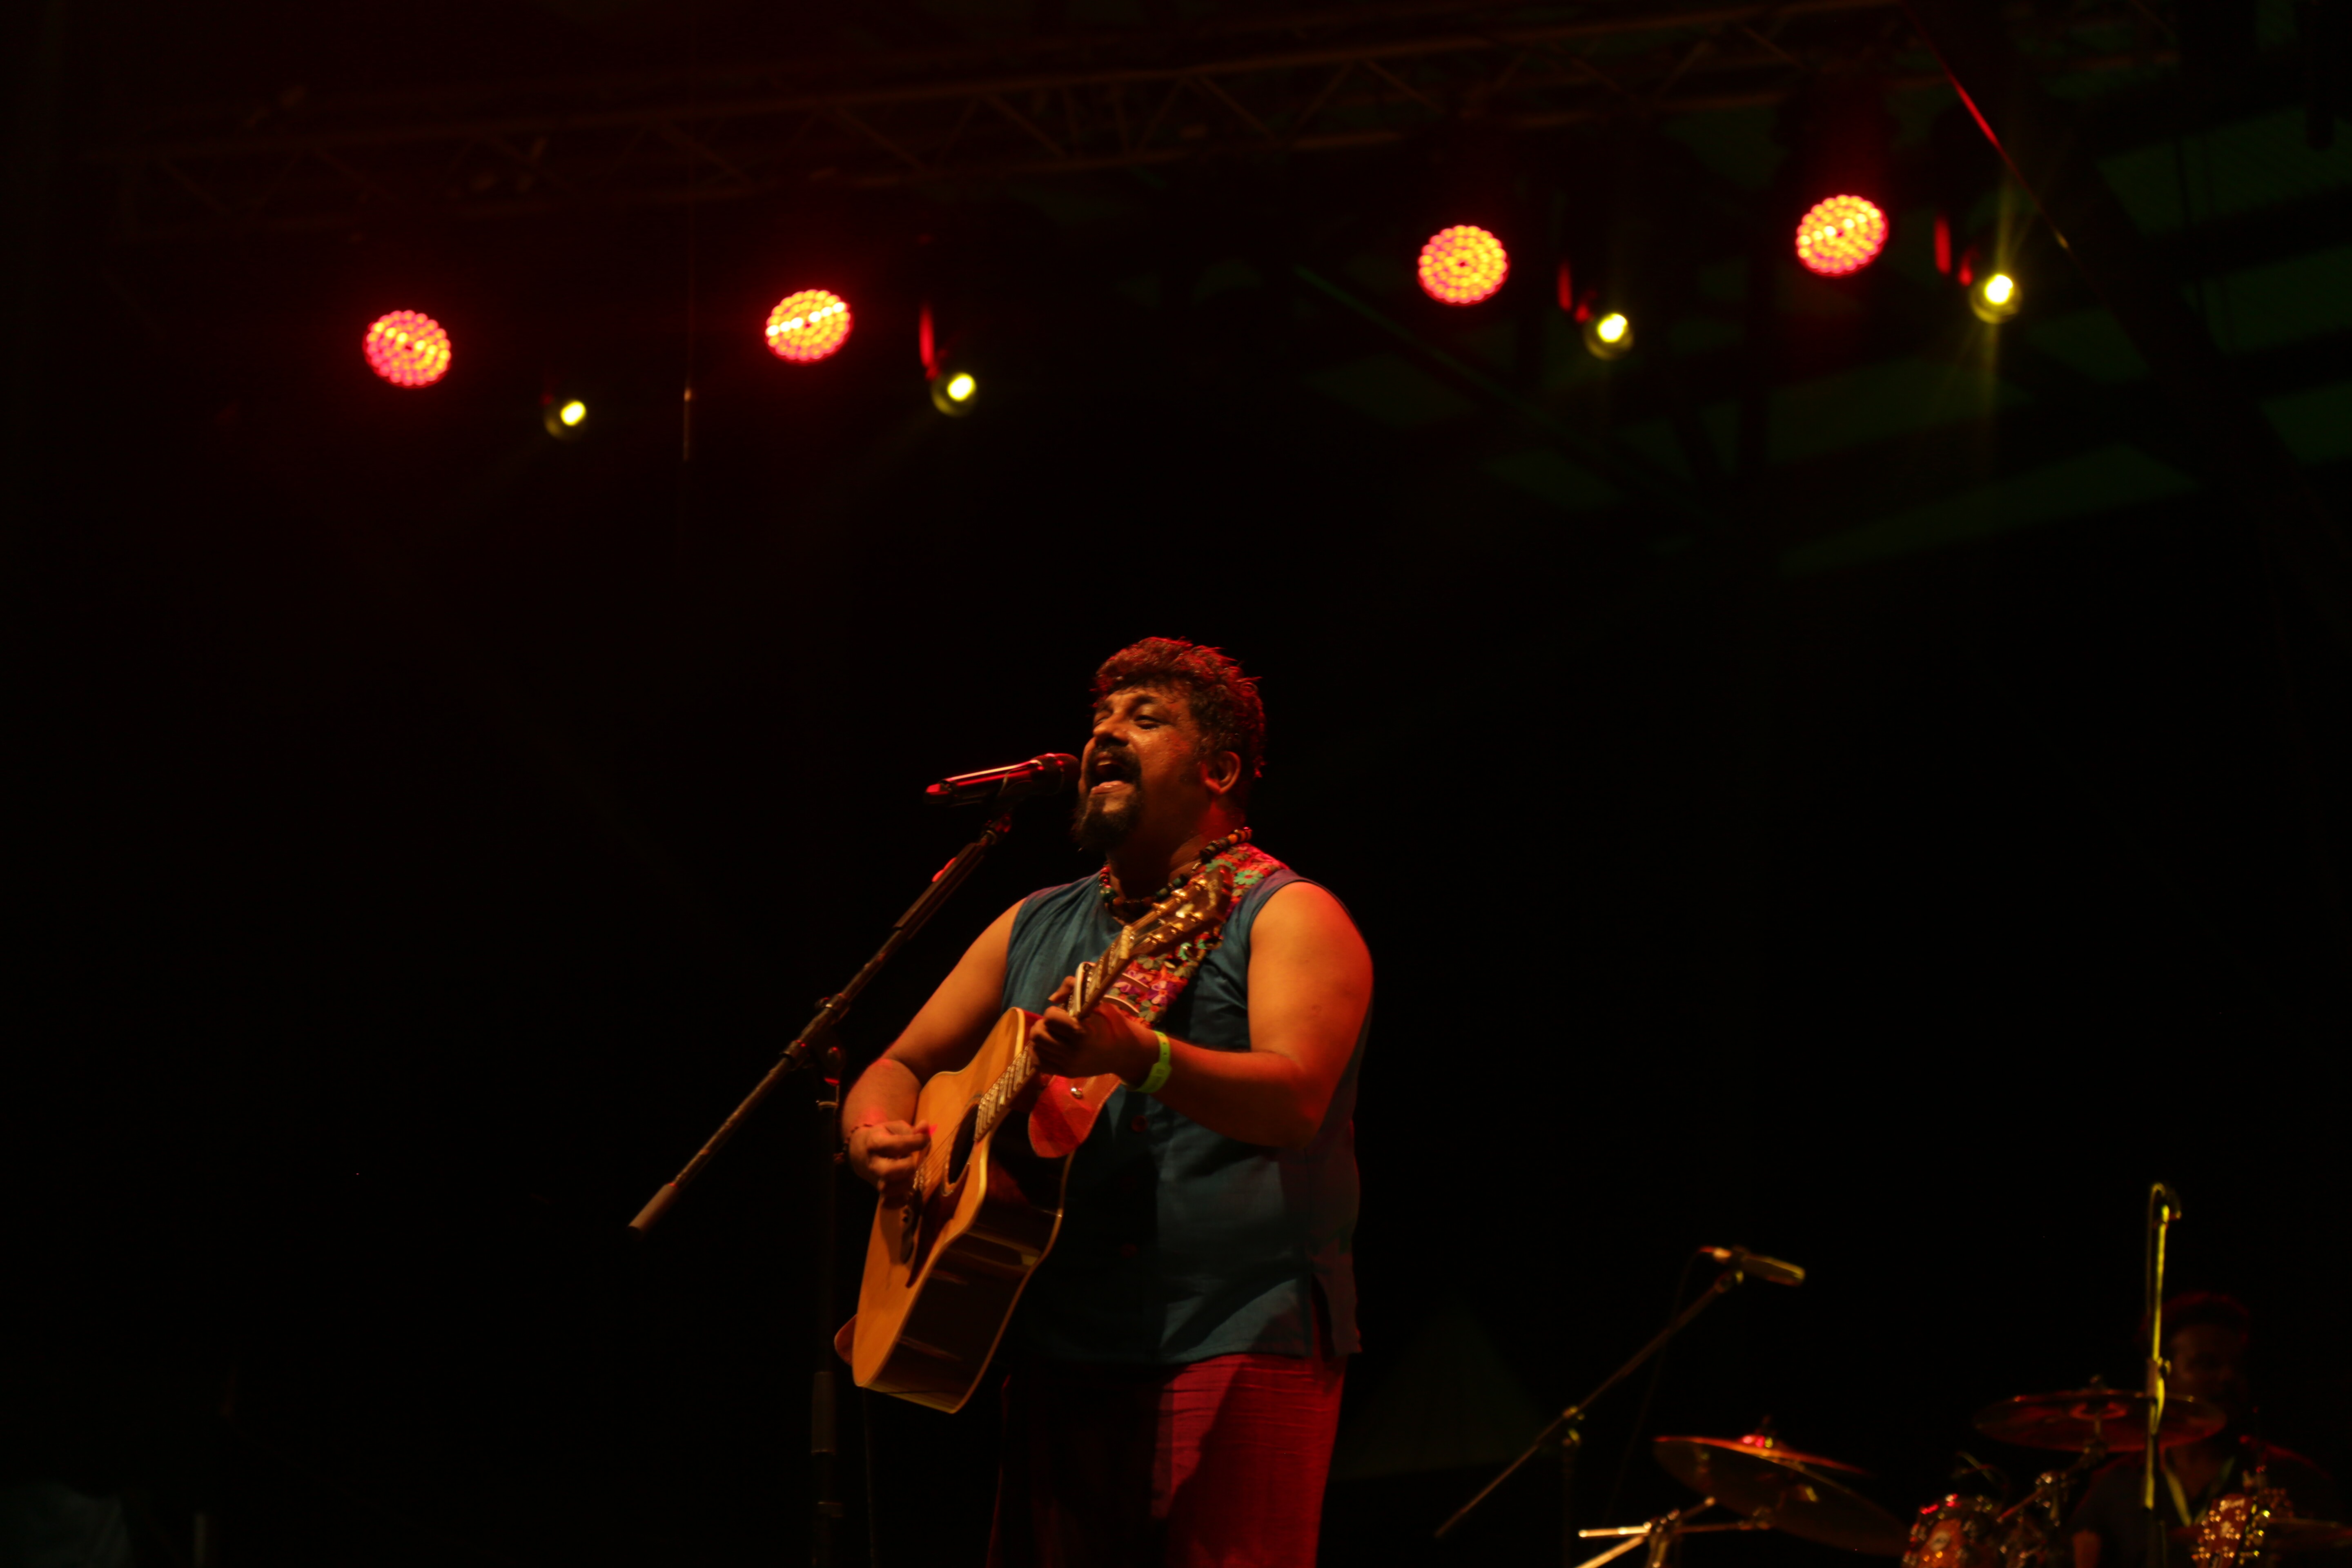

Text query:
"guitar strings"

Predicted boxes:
[[904, 1041, 1038, 1191], [893, 895, 1212, 1199]]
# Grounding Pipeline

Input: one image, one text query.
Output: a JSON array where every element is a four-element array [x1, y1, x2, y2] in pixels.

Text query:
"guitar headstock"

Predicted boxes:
[[1080, 867, 1229, 1015], [1127, 868, 1225, 954]]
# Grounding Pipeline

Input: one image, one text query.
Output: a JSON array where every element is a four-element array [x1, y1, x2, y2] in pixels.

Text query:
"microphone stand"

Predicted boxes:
[[1571, 1501, 1769, 1568], [2143, 1184, 2182, 1568], [626, 807, 1020, 1568], [1435, 1260, 1753, 1548]]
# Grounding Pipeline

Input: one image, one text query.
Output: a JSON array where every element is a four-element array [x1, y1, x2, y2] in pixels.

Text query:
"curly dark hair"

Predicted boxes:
[[1090, 637, 1266, 808]]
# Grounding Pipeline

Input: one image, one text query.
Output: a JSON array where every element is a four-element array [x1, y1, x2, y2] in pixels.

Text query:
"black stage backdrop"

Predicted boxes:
[[12, 165, 2352, 1568]]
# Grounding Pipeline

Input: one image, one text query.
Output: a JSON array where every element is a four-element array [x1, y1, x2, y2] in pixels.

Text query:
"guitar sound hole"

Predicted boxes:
[[947, 1107, 979, 1185]]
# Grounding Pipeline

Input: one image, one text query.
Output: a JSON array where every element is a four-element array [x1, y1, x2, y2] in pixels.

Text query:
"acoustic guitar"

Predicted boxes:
[[845, 872, 1224, 1412]]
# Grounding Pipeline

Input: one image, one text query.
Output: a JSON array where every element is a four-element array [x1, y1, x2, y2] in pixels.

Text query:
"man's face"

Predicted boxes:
[[2168, 1324, 2251, 1425], [1071, 685, 1207, 853]]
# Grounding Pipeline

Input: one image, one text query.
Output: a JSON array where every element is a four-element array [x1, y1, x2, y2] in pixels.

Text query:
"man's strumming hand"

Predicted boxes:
[[845, 1120, 932, 1203], [1029, 977, 1158, 1085]]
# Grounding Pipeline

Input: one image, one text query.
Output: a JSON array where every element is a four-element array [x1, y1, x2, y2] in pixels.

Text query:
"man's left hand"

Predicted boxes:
[[1029, 978, 1156, 1083]]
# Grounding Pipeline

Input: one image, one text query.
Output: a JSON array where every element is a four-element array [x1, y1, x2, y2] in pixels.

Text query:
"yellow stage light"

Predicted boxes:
[[1970, 271, 2021, 324], [542, 394, 590, 441], [1581, 310, 1635, 361], [931, 368, 979, 416]]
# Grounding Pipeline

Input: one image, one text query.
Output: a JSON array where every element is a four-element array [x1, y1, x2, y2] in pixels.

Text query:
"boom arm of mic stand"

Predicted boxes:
[[627, 811, 1018, 1235], [1434, 1265, 1747, 1541]]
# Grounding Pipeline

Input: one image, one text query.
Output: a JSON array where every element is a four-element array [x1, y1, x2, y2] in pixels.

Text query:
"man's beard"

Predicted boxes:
[[1070, 779, 1142, 854]]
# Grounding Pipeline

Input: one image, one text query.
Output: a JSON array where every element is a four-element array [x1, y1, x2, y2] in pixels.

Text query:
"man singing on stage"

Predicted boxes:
[[842, 637, 1374, 1568]]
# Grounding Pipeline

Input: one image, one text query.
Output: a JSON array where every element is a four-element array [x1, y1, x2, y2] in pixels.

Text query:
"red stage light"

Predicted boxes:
[[1417, 225, 1509, 305], [1793, 196, 1889, 277], [363, 310, 452, 388], [765, 289, 853, 363]]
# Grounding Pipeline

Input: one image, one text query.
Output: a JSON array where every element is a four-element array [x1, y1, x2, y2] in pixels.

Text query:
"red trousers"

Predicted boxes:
[[986, 1348, 1347, 1568]]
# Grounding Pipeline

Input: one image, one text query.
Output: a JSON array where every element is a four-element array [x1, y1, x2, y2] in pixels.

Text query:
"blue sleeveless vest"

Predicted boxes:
[[994, 861, 1365, 1365]]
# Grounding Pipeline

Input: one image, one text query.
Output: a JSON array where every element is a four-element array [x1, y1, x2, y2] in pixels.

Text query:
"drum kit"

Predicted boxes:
[[1577, 1389, 2352, 1568]]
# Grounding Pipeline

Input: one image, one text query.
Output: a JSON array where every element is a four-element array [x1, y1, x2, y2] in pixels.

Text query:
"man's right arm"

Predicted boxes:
[[841, 900, 1022, 1198]]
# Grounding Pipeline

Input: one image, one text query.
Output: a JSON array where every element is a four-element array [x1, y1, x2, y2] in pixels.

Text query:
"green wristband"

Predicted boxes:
[[1138, 1029, 1174, 1096]]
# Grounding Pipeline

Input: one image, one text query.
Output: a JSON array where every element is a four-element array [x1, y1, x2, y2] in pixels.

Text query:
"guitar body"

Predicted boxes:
[[849, 1008, 1117, 1412], [846, 870, 1221, 1413]]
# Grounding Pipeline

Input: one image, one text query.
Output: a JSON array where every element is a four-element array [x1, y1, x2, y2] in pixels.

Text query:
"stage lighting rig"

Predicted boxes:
[[1418, 225, 1510, 305], [1558, 259, 1637, 363], [765, 289, 853, 363], [542, 393, 590, 440], [916, 294, 980, 415], [363, 310, 451, 387], [1581, 310, 1636, 361], [1969, 271, 2022, 325], [1777, 75, 1896, 281], [1924, 103, 2007, 283], [929, 366, 979, 416], [1794, 195, 1889, 277], [1547, 127, 1720, 370]]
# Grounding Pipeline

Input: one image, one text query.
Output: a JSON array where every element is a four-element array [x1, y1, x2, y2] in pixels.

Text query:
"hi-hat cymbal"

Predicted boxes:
[[1971, 1391, 2225, 1454], [1655, 1435, 1909, 1556]]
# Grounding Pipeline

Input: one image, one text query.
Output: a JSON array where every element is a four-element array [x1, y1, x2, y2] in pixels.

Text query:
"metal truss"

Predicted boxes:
[[90, 0, 2172, 240]]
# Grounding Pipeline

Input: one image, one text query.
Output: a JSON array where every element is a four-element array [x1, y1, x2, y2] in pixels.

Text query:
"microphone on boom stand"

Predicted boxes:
[[1697, 1246, 1806, 1287], [631, 746, 1079, 1568], [926, 753, 1080, 807]]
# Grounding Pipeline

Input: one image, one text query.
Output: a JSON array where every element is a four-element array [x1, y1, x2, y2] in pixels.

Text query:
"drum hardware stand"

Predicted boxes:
[[2005, 1441, 2105, 1532], [1435, 1256, 1755, 1546], [623, 809, 1021, 1568], [2145, 1185, 2184, 1568], [1573, 1500, 1771, 1568], [1560, 1426, 1583, 1568]]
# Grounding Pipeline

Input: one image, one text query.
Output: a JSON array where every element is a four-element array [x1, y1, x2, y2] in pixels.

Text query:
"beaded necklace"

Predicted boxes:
[[1096, 825, 1253, 914]]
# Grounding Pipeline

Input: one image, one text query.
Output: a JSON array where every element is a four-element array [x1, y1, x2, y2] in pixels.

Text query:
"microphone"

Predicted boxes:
[[926, 753, 1080, 807], [1699, 1245, 1806, 1287]]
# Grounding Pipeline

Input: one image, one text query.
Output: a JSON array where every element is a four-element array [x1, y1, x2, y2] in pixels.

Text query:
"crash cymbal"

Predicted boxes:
[[1655, 1435, 1909, 1556], [1972, 1391, 2225, 1454]]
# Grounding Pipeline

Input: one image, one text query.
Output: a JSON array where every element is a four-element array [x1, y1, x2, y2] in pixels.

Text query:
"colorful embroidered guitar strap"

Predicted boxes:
[[1101, 844, 1283, 1026], [1025, 845, 1284, 1159]]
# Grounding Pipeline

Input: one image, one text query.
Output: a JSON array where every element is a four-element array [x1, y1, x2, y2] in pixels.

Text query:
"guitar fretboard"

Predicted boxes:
[[923, 870, 1223, 1180]]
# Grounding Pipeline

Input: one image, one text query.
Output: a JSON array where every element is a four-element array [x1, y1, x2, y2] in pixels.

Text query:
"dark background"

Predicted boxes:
[[10, 2, 2352, 1566]]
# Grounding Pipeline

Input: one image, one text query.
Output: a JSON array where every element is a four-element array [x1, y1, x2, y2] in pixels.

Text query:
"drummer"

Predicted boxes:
[[2069, 1293, 2341, 1568]]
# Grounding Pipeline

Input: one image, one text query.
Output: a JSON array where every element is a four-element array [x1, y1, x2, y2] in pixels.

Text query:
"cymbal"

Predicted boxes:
[[1655, 1435, 1909, 1556], [1972, 1391, 2225, 1453]]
